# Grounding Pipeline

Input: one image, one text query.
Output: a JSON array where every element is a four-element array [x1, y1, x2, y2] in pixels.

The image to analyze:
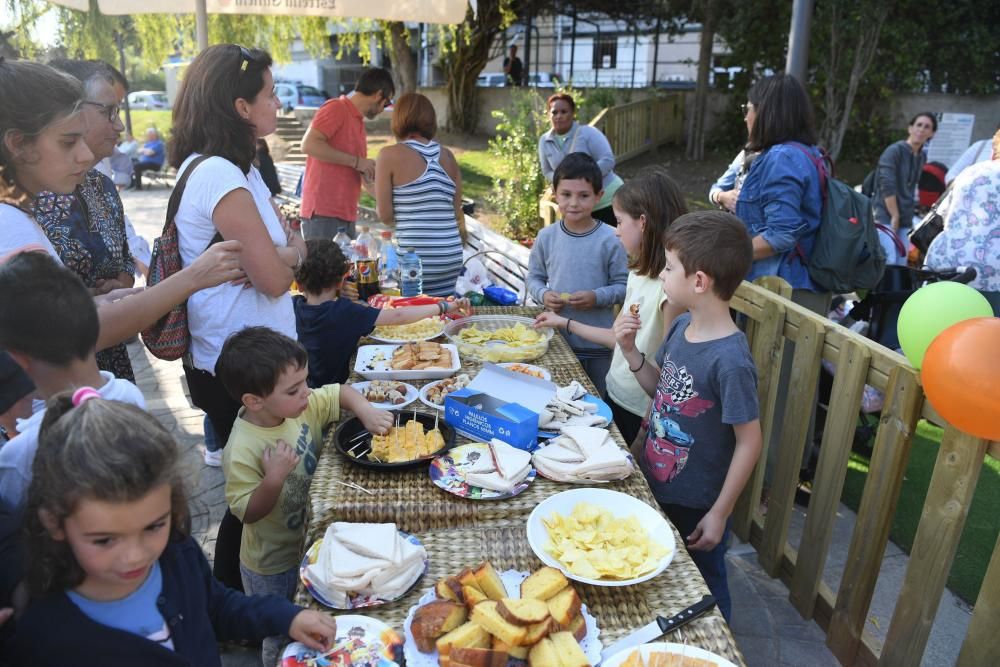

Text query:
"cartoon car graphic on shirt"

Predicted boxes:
[[651, 412, 694, 446]]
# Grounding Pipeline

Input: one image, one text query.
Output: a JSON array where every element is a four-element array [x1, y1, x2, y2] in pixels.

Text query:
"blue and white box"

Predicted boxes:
[[444, 363, 556, 451]]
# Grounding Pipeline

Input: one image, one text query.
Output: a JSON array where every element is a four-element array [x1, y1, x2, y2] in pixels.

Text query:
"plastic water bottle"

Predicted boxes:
[[378, 230, 400, 291], [354, 226, 375, 259], [333, 230, 353, 260], [399, 248, 423, 297]]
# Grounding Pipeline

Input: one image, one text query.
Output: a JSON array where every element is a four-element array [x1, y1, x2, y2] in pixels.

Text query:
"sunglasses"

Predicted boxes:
[[237, 45, 255, 75], [82, 100, 122, 124]]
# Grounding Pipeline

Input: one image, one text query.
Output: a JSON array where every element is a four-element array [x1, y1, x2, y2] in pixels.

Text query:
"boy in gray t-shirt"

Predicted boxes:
[[615, 211, 762, 621]]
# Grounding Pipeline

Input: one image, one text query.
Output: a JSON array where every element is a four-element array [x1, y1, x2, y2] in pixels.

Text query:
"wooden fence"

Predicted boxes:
[[540, 94, 685, 227], [732, 277, 998, 666]]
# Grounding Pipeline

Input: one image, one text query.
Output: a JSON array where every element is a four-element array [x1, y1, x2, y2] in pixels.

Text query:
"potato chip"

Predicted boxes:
[[541, 502, 671, 580], [372, 317, 445, 341]]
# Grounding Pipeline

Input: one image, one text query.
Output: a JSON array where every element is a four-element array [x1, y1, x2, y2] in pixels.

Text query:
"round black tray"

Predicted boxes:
[[333, 412, 456, 469]]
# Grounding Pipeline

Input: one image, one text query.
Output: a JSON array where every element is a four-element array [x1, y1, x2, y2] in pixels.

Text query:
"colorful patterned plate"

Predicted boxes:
[[429, 443, 536, 500], [281, 615, 404, 667]]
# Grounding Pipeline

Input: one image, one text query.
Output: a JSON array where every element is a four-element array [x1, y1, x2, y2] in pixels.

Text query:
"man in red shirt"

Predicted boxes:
[[300, 67, 395, 240]]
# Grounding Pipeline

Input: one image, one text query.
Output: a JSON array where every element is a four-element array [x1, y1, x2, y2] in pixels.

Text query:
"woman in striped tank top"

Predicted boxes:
[[375, 93, 465, 296]]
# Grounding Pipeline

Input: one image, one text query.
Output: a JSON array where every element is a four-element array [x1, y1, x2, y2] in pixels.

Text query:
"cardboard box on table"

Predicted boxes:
[[444, 364, 556, 451]]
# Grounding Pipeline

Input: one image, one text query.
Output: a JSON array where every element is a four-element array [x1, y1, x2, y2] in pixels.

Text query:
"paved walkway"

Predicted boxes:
[[119, 187, 970, 667]]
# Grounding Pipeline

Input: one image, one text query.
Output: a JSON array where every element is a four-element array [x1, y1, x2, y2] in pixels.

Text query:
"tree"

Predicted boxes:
[[685, 0, 723, 160], [387, 21, 418, 95]]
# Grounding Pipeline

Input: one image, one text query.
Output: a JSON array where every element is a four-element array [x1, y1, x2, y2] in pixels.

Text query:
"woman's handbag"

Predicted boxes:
[[141, 156, 220, 360]]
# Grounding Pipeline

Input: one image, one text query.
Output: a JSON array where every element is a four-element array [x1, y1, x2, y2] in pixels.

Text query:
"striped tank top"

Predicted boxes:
[[393, 140, 464, 296]]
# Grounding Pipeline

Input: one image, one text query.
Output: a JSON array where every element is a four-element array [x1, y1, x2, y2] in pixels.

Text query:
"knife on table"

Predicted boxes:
[[599, 595, 717, 663]]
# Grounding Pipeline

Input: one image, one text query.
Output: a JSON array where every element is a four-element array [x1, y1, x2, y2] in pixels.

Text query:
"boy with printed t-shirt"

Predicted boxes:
[[614, 210, 762, 621], [216, 327, 392, 665]]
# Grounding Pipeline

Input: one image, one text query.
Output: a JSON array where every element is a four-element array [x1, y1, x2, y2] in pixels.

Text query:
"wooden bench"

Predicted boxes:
[[275, 163, 304, 206], [462, 217, 535, 306]]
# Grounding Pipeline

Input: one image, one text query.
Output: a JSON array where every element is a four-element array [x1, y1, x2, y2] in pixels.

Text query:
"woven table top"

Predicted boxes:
[[297, 306, 745, 665]]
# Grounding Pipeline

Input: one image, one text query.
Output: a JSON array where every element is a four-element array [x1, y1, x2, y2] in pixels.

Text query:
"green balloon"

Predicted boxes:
[[898, 282, 993, 368]]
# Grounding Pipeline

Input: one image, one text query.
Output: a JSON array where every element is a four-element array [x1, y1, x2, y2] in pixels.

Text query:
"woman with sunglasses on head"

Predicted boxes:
[[0, 59, 242, 352], [168, 44, 307, 592]]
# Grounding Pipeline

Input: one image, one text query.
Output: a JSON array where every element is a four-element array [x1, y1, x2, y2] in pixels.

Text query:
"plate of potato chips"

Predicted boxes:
[[370, 317, 447, 343], [526, 488, 675, 586]]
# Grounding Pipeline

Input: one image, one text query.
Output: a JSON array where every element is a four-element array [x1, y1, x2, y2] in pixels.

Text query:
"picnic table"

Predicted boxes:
[[296, 306, 746, 665]]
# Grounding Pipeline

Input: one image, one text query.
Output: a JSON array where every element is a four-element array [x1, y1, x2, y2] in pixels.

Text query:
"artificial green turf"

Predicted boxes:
[[840, 420, 1000, 604]]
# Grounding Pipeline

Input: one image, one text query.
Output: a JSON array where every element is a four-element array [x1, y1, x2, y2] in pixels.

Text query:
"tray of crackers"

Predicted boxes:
[[355, 343, 461, 381]]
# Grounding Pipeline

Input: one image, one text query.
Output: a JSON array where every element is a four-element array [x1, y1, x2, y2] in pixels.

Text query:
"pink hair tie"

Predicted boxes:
[[71, 387, 101, 407]]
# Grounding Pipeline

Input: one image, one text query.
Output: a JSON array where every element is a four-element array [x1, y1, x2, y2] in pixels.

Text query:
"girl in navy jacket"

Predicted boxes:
[[13, 391, 337, 666]]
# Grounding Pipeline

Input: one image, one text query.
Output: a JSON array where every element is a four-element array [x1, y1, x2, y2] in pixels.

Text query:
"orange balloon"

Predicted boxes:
[[921, 317, 1000, 441]]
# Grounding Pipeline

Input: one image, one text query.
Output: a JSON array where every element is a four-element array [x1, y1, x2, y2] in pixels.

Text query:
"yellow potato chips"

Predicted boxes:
[[541, 502, 671, 580], [372, 317, 444, 341], [456, 323, 543, 347]]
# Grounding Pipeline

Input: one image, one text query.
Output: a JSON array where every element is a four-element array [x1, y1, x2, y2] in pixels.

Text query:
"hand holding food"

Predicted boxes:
[[612, 313, 640, 353], [288, 610, 338, 651], [567, 290, 597, 310], [542, 291, 566, 313], [358, 405, 393, 436]]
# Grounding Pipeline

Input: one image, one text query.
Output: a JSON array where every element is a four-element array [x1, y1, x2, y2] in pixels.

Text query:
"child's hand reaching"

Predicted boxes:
[[262, 439, 300, 482], [613, 312, 641, 353], [568, 290, 597, 310], [533, 311, 567, 330], [448, 298, 472, 317], [358, 405, 393, 435], [687, 509, 727, 551], [289, 609, 338, 651], [542, 290, 567, 313]]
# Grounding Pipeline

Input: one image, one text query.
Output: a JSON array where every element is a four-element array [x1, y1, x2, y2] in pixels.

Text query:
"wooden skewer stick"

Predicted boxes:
[[348, 430, 369, 443]]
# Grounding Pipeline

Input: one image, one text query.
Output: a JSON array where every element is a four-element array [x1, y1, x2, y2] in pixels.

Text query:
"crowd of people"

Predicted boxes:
[[0, 37, 995, 666]]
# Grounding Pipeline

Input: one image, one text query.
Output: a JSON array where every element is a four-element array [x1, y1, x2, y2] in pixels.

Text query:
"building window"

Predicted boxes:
[[593, 37, 617, 69]]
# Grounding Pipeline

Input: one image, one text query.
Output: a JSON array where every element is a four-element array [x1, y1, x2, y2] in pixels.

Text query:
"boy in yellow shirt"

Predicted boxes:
[[216, 326, 392, 664]]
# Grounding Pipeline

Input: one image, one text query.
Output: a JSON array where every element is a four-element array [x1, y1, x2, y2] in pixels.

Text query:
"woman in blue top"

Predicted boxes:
[[735, 73, 825, 303], [132, 127, 165, 190]]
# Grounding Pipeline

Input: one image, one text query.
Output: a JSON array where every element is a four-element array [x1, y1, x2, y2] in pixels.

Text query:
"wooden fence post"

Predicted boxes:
[[732, 290, 787, 541], [757, 317, 824, 577], [879, 427, 989, 665], [827, 366, 923, 664], [789, 339, 871, 618], [957, 530, 1000, 666]]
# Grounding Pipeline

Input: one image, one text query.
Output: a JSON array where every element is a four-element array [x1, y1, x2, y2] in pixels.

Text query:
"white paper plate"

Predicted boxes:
[[402, 569, 601, 667], [351, 381, 418, 410], [417, 376, 471, 411], [601, 642, 737, 667], [497, 362, 552, 381], [526, 488, 675, 586], [354, 344, 461, 381], [368, 320, 446, 344]]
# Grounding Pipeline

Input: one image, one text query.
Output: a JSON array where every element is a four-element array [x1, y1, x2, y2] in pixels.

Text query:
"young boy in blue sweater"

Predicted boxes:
[[527, 152, 628, 396], [615, 210, 762, 621]]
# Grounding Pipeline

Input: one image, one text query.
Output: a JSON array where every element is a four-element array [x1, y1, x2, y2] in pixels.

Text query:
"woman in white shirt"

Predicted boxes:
[[167, 44, 307, 592], [0, 59, 242, 351]]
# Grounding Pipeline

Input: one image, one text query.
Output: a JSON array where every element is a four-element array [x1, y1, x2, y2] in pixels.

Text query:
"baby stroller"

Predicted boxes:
[[804, 265, 978, 480]]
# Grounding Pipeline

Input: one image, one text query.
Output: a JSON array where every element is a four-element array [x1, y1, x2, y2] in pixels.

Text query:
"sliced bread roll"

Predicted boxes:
[[470, 600, 528, 646], [520, 567, 568, 601], [546, 586, 581, 626], [472, 561, 508, 601], [411, 600, 467, 652], [497, 597, 550, 626], [449, 647, 509, 667], [549, 631, 591, 667]]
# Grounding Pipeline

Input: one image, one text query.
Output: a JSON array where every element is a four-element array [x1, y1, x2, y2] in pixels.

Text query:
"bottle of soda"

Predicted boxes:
[[334, 230, 358, 296], [399, 248, 423, 297], [378, 230, 400, 292]]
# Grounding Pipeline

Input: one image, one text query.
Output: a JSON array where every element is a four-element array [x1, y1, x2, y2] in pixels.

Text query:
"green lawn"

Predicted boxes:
[[124, 109, 172, 139], [840, 420, 1000, 603]]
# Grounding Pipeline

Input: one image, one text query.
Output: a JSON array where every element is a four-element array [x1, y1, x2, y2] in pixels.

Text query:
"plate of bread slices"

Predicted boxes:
[[300, 522, 429, 609], [355, 343, 461, 381], [335, 412, 455, 469], [430, 439, 535, 500], [403, 561, 600, 667], [281, 614, 404, 667], [601, 642, 736, 667]]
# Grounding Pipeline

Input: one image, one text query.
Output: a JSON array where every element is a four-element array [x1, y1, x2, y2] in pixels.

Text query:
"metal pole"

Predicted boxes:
[[785, 0, 813, 82], [630, 25, 637, 89], [523, 13, 532, 86], [115, 32, 132, 136], [195, 0, 209, 51], [651, 19, 660, 87], [569, 11, 577, 83]]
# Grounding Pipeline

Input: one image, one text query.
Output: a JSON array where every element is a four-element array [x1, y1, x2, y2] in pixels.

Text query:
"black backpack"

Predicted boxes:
[[791, 145, 887, 294]]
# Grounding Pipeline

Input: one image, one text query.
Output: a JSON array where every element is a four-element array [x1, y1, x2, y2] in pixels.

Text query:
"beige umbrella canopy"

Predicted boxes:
[[50, 0, 475, 49]]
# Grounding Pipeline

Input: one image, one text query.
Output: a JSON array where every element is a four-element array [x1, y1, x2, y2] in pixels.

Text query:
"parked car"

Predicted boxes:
[[528, 72, 560, 88], [477, 72, 507, 87], [127, 91, 169, 110], [274, 82, 327, 111]]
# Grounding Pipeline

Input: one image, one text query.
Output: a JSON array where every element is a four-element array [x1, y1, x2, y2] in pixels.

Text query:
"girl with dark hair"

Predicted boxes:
[[534, 167, 688, 443], [0, 58, 242, 355], [538, 93, 623, 226], [14, 394, 337, 665], [169, 44, 307, 591], [874, 112, 937, 246]]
